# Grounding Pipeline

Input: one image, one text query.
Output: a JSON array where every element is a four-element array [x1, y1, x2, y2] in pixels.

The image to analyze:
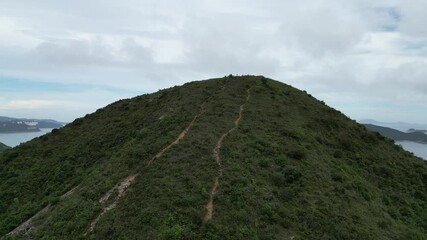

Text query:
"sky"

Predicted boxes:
[[0, 0, 426, 123]]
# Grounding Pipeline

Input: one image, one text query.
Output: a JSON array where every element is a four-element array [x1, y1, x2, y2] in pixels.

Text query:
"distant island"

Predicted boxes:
[[0, 116, 64, 133], [364, 124, 427, 144], [0, 142, 9, 152]]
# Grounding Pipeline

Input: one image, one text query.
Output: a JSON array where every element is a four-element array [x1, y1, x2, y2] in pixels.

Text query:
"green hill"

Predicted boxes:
[[0, 142, 9, 152], [1, 76, 426, 239]]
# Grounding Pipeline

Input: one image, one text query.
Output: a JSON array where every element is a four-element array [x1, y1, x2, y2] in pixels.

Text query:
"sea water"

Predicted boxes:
[[0, 128, 53, 147], [397, 141, 427, 161]]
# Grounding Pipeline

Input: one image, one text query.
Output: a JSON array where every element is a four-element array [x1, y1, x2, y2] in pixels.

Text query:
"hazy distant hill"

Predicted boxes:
[[1, 76, 426, 239], [0, 142, 9, 152], [360, 119, 427, 132], [0, 121, 39, 133], [364, 124, 427, 144], [0, 116, 64, 133]]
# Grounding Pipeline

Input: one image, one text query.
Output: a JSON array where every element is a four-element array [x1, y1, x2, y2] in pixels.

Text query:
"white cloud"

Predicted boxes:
[[278, 1, 366, 57], [0, 100, 58, 110], [34, 37, 154, 67], [0, 0, 427, 122], [398, 0, 427, 38], [0, 16, 41, 48]]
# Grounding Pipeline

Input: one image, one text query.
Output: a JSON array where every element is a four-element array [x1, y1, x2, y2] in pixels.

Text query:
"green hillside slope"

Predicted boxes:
[[1, 76, 426, 239], [0, 142, 9, 152]]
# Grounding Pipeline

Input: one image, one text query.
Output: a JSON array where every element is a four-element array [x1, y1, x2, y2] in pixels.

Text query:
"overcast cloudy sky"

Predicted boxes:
[[1, 0, 426, 123]]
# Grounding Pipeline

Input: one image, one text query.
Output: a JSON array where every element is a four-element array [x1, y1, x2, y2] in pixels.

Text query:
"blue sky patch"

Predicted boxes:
[[376, 7, 400, 32], [0, 76, 142, 95], [388, 8, 401, 21]]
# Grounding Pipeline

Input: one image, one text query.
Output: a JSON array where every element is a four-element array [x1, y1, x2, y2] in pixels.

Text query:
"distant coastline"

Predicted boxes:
[[363, 124, 427, 144], [363, 123, 427, 160], [0, 116, 64, 134]]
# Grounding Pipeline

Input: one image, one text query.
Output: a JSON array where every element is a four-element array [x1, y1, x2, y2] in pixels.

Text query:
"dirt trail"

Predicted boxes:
[[7, 185, 79, 236], [86, 101, 208, 235], [61, 185, 79, 199], [148, 103, 206, 166], [85, 174, 138, 235], [203, 88, 251, 223], [7, 205, 51, 236]]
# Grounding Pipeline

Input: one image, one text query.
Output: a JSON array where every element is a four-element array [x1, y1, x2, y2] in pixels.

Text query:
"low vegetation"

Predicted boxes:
[[0, 142, 9, 152], [0, 76, 426, 239]]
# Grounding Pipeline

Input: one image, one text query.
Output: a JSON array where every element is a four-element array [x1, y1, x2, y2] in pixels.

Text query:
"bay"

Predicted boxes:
[[0, 128, 53, 147], [397, 141, 427, 161]]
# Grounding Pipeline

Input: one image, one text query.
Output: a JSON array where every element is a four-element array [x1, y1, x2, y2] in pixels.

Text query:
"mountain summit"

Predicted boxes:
[[1, 76, 426, 239]]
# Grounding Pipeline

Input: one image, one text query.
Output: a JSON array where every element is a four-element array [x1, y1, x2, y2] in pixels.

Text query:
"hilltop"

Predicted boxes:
[[1, 76, 426, 239]]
